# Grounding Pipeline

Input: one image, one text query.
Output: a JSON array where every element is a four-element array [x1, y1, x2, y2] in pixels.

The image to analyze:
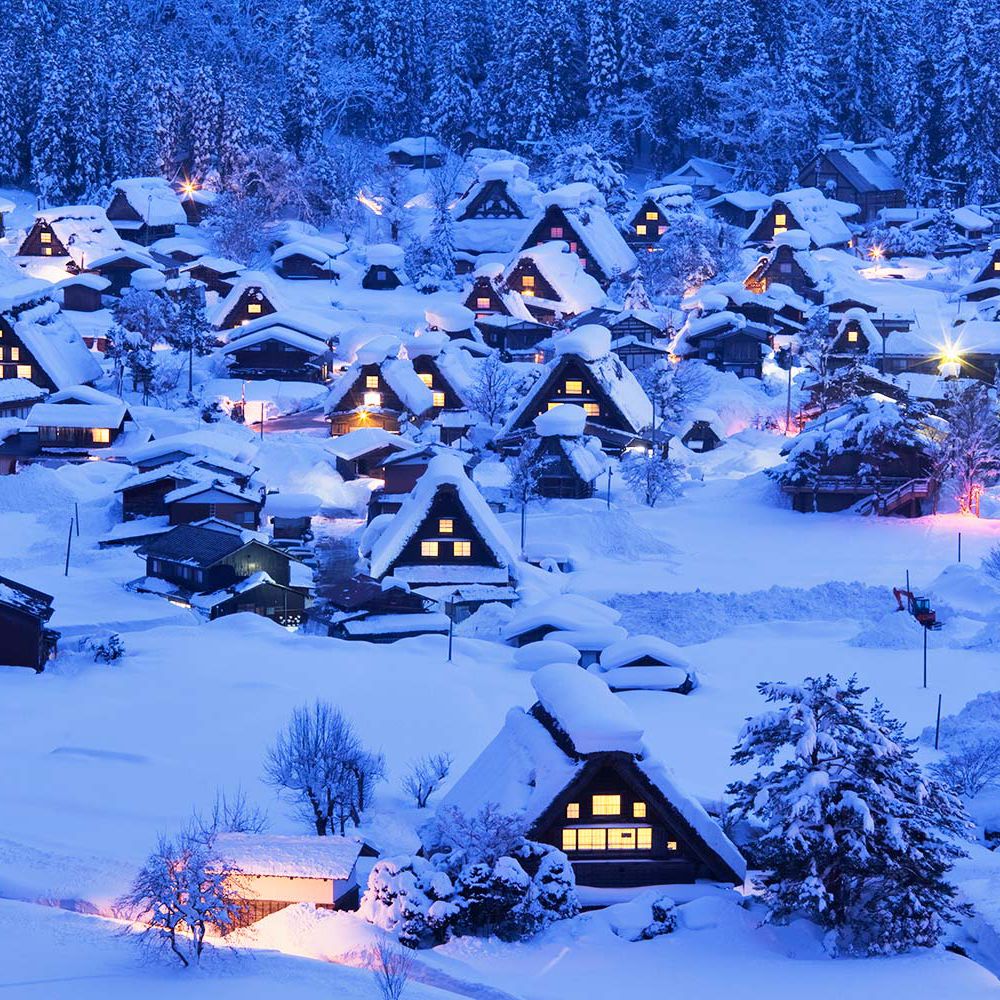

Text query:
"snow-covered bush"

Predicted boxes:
[[934, 382, 1000, 513], [639, 895, 678, 939], [621, 451, 683, 507], [116, 832, 247, 967], [545, 143, 633, 219], [89, 632, 125, 664], [930, 739, 1000, 798], [865, 225, 932, 258], [729, 675, 971, 955], [982, 545, 1000, 581]]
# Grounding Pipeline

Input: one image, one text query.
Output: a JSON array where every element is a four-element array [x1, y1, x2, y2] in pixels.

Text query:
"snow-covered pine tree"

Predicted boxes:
[[498, 0, 556, 143], [285, 1, 323, 158], [729, 675, 971, 955], [587, 0, 620, 115], [189, 63, 223, 180], [30, 48, 72, 205], [428, 0, 478, 145], [622, 271, 652, 311], [165, 284, 217, 395], [934, 381, 1000, 514], [939, 0, 978, 198]]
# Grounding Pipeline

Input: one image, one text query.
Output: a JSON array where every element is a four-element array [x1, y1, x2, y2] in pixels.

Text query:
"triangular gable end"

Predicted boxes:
[[459, 179, 525, 221]]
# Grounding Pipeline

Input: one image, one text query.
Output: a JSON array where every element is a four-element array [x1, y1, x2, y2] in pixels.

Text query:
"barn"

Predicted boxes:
[[105, 177, 187, 245], [0, 575, 59, 672]]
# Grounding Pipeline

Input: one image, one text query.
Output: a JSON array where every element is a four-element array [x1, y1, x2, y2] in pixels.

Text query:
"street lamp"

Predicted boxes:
[[447, 589, 461, 662]]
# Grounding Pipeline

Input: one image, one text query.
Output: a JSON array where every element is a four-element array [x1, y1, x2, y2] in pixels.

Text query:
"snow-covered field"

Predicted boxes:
[[4, 414, 1000, 996]]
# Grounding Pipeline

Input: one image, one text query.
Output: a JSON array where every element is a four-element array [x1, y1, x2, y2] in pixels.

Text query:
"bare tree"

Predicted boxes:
[[263, 701, 386, 835], [621, 451, 683, 507], [506, 443, 546, 551], [116, 833, 247, 967], [931, 739, 1000, 797], [367, 934, 414, 1000], [190, 786, 268, 841], [402, 752, 453, 808], [466, 352, 515, 426]]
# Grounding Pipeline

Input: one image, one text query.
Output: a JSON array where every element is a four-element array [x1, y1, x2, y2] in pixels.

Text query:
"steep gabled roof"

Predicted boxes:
[[208, 270, 287, 327], [325, 357, 434, 416], [109, 177, 187, 227], [29, 205, 128, 268], [505, 242, 606, 315], [10, 298, 103, 389], [0, 574, 55, 621]]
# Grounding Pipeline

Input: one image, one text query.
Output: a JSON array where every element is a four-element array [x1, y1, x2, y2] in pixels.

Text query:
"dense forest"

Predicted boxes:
[[0, 0, 997, 208]]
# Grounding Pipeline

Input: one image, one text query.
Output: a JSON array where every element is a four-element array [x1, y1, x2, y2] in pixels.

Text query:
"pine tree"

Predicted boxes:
[[285, 1, 323, 157], [730, 675, 971, 955], [428, 0, 477, 144], [164, 284, 216, 395], [622, 271, 652, 311], [587, 0, 619, 115], [189, 64, 222, 180]]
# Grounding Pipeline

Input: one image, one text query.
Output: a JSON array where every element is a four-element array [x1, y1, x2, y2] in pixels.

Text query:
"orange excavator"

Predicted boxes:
[[893, 588, 942, 629]]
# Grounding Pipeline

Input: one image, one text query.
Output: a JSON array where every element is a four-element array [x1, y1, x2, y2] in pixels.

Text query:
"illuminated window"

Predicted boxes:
[[579, 258, 588, 269], [633, 801, 647, 818], [44, 247, 52, 256], [421, 540, 439, 557], [773, 227, 787, 236], [363, 391, 381, 407], [247, 303, 262, 315], [453, 540, 471, 557], [569, 242, 577, 253], [635, 224, 647, 236], [645, 211, 657, 221], [40, 231, 52, 244], [592, 794, 621, 816], [847, 329, 859, 343], [583, 402, 600, 417], [16, 365, 31, 379], [576, 828, 607, 850], [657, 225, 666, 235], [565, 379, 583, 394], [92, 428, 110, 444], [477, 296, 491, 308], [608, 828, 639, 849], [774, 213, 787, 226], [551, 227, 564, 239], [366, 375, 379, 388], [666, 840, 678, 851], [432, 391, 445, 408], [9, 347, 18, 361], [522, 275, 535, 288], [994, 261, 1000, 271], [547, 401, 562, 410], [566, 802, 580, 819], [418, 372, 433, 387], [562, 829, 577, 851], [638, 829, 652, 849], [439, 518, 453, 534]]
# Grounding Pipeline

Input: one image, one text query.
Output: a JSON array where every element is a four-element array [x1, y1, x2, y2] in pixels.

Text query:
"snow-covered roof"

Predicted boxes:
[[365, 243, 405, 269], [26, 402, 125, 430], [208, 270, 287, 327], [325, 357, 434, 416], [369, 453, 516, 580], [127, 430, 257, 467], [11, 299, 103, 389], [506, 242, 606, 315], [31, 205, 128, 269], [219, 327, 330, 357], [179, 255, 245, 276], [598, 635, 694, 672], [110, 177, 187, 227], [560, 436, 608, 482], [705, 189, 770, 213], [454, 158, 539, 224], [554, 324, 612, 362], [213, 832, 363, 880], [327, 426, 417, 461], [0, 378, 46, 404], [752, 188, 857, 248], [425, 302, 475, 332], [642, 184, 696, 213], [679, 407, 726, 441], [503, 594, 620, 642], [164, 479, 261, 506], [56, 272, 111, 292], [271, 240, 341, 267], [534, 403, 587, 437], [224, 310, 333, 347], [816, 146, 900, 194], [264, 492, 322, 519], [386, 136, 445, 157], [661, 158, 734, 191], [513, 639, 582, 670]]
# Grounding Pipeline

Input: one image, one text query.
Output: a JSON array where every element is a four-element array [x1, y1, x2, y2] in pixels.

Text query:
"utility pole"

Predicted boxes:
[[606, 465, 612, 510], [922, 625, 928, 689], [64, 518, 73, 576], [74, 501, 79, 537], [934, 693, 942, 750], [958, 532, 962, 563]]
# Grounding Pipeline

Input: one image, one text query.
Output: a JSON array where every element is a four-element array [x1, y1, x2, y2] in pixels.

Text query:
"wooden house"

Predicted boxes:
[[424, 303, 479, 343], [502, 242, 606, 325], [519, 184, 637, 288], [592, 636, 697, 695], [115, 456, 254, 520], [743, 240, 824, 303], [209, 271, 285, 330], [325, 347, 433, 436], [105, 177, 187, 245], [671, 311, 771, 379], [503, 326, 652, 453], [89, 249, 163, 296], [264, 492, 320, 542], [365, 452, 516, 589], [476, 315, 553, 357], [164, 479, 264, 528], [385, 136, 446, 170], [959, 244, 1000, 302], [328, 427, 418, 481], [220, 327, 332, 382], [178, 186, 217, 226], [214, 833, 369, 923], [435, 663, 746, 889], [179, 256, 245, 296], [625, 185, 694, 248], [58, 273, 110, 313], [0, 378, 46, 419], [272, 239, 345, 280], [704, 190, 771, 229], [453, 159, 538, 257], [405, 338, 473, 416], [323, 573, 446, 643], [0, 283, 103, 390], [745, 188, 857, 250], [0, 575, 59, 671], [524, 403, 608, 499], [361, 245, 407, 290], [149, 237, 206, 264], [365, 445, 467, 520], [797, 139, 904, 223], [679, 409, 725, 452], [828, 308, 879, 368], [26, 385, 131, 450], [660, 158, 735, 200], [17, 205, 127, 270]]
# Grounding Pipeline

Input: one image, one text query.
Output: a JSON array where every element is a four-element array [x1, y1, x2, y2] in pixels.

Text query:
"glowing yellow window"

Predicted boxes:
[[522, 275, 535, 288], [547, 401, 562, 410], [16, 365, 31, 379], [247, 303, 262, 315], [439, 518, 454, 534], [583, 402, 600, 417], [92, 428, 110, 444], [40, 231, 52, 244], [633, 802, 647, 818], [477, 296, 491, 308], [44, 247, 53, 256], [592, 794, 620, 816], [562, 829, 577, 851], [453, 541, 471, 557], [645, 211, 657, 221], [775, 213, 787, 226], [565, 380, 583, 394], [421, 540, 439, 557], [522, 289, 535, 298], [566, 802, 580, 819], [773, 227, 787, 236], [366, 375, 380, 389], [577, 828, 607, 850], [9, 347, 18, 361], [432, 391, 445, 408], [637, 828, 652, 849], [418, 372, 433, 387], [847, 329, 859, 343], [608, 828, 638, 850], [666, 840, 678, 851], [994, 261, 1000, 271], [635, 224, 647, 236]]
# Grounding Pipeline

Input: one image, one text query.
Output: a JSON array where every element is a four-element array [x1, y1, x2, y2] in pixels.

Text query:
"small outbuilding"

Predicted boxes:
[[0, 575, 59, 672]]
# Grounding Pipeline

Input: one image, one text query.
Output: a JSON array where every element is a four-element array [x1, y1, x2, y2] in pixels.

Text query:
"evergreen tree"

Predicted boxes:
[[730, 676, 971, 955], [285, 1, 323, 157], [164, 284, 217, 395], [190, 64, 222, 180]]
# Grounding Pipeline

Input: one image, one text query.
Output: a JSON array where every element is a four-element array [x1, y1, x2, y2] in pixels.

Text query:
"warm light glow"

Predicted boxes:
[[868, 244, 884, 261], [476, 296, 491, 309], [565, 380, 583, 394], [16, 365, 31, 379], [566, 802, 580, 819], [247, 303, 262, 315], [633, 801, 647, 818], [439, 518, 453, 534], [181, 179, 198, 196], [774, 213, 787, 226], [91, 428, 111, 444], [432, 391, 445, 408], [356, 189, 383, 215], [418, 372, 433, 387], [645, 211, 658, 221], [592, 794, 621, 816], [421, 540, 439, 557], [847, 329, 859, 343], [583, 402, 600, 417], [635, 224, 647, 236], [453, 541, 471, 557], [366, 374, 380, 389]]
